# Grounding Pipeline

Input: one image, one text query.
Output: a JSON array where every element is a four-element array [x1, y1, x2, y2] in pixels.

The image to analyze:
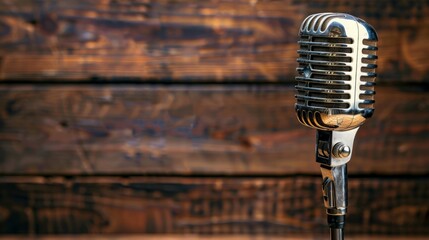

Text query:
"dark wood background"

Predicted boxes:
[[0, 0, 428, 238]]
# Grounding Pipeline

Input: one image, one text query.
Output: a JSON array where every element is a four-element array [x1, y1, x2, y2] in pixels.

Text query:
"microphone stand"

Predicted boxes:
[[321, 164, 347, 240], [315, 129, 359, 240], [330, 227, 344, 240]]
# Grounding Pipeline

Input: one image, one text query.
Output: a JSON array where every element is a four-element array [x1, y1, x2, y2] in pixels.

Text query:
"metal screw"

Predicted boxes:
[[329, 27, 342, 37], [332, 142, 351, 158]]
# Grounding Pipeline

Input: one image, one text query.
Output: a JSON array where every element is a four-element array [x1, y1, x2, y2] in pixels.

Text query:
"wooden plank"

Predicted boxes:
[[0, 235, 428, 240], [0, 0, 427, 82], [0, 176, 428, 235], [0, 85, 428, 175]]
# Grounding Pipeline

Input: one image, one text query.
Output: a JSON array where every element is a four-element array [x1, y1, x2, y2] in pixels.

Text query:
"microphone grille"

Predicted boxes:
[[295, 13, 378, 131], [296, 33, 354, 110], [359, 38, 377, 110]]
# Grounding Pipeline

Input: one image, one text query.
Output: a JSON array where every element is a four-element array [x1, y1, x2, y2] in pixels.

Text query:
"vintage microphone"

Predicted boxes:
[[295, 13, 378, 240]]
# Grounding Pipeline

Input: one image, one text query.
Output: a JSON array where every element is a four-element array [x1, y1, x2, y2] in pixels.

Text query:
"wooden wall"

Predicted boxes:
[[0, 0, 427, 82], [0, 0, 428, 238]]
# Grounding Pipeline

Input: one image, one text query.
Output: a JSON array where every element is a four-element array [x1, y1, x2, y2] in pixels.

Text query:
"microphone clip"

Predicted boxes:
[[315, 128, 359, 167], [315, 128, 359, 219]]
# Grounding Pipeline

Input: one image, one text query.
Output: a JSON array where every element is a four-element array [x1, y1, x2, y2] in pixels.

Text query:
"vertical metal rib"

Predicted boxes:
[[359, 39, 377, 109]]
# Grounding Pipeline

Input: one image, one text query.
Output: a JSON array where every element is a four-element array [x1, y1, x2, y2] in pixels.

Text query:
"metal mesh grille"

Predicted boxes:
[[296, 35, 353, 110], [359, 39, 377, 109]]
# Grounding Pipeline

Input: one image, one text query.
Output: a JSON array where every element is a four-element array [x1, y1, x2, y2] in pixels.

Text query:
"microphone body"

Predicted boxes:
[[296, 13, 377, 132], [295, 13, 378, 239]]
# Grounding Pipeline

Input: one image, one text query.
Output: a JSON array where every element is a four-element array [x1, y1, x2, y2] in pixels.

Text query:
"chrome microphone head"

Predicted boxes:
[[295, 13, 378, 131]]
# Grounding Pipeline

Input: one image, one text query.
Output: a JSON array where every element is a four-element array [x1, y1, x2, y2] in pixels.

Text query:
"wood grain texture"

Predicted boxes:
[[0, 176, 428, 235], [0, 0, 427, 82], [1, 236, 428, 240], [0, 85, 428, 175]]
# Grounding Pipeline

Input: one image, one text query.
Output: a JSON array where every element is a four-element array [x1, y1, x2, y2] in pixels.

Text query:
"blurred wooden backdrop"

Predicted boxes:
[[0, 0, 428, 238]]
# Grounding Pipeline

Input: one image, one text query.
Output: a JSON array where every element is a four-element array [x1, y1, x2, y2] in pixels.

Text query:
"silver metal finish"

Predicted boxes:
[[295, 12, 378, 131], [332, 143, 351, 158], [316, 128, 358, 166], [321, 164, 348, 216], [294, 13, 379, 239]]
